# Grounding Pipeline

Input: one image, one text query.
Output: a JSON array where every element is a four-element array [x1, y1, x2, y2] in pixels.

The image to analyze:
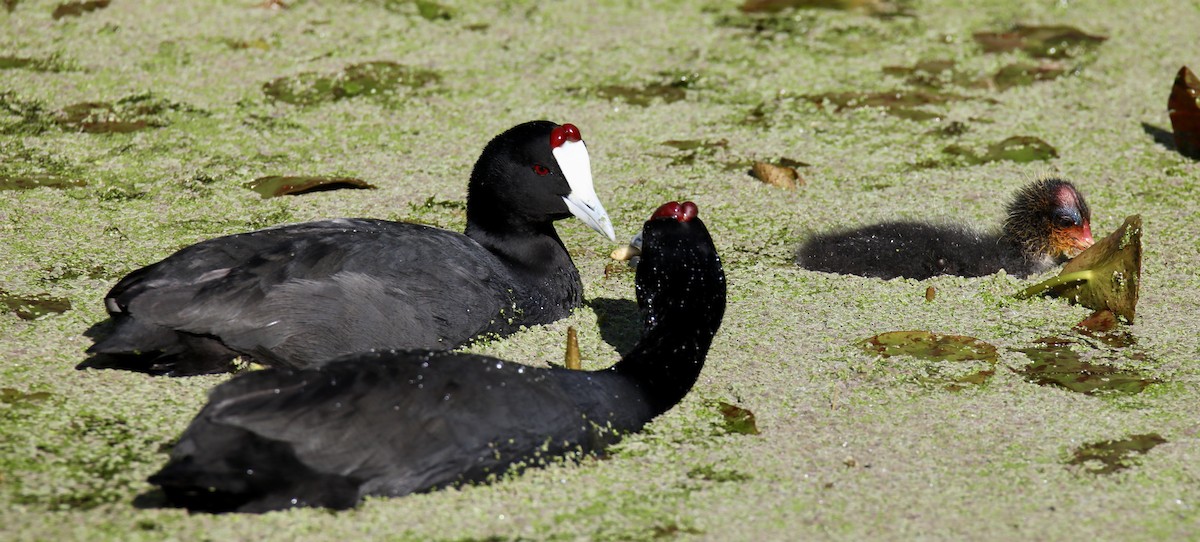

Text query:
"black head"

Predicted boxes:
[[635, 201, 726, 336], [1003, 178, 1095, 261], [466, 121, 614, 240]]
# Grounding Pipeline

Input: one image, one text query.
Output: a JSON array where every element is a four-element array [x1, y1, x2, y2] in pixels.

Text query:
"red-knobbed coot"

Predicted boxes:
[[796, 178, 1094, 280], [147, 201, 725, 513], [83, 121, 616, 376]]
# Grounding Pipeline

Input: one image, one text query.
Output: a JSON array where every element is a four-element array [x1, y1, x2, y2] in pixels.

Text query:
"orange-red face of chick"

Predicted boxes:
[[1047, 185, 1094, 258]]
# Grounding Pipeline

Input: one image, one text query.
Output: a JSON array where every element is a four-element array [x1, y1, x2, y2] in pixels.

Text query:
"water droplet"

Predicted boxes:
[[334, 402, 342, 408], [443, 394, 450, 401], [273, 388, 280, 394], [517, 367, 525, 374], [246, 468, 254, 475], [495, 362, 503, 369]]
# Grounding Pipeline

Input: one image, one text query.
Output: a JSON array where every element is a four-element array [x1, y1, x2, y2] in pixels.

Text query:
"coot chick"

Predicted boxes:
[[796, 178, 1094, 280], [84, 121, 616, 376], [148, 201, 725, 513]]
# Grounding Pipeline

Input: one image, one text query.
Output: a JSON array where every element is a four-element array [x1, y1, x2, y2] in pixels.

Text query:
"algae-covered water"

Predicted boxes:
[[3, 0, 1199, 540]]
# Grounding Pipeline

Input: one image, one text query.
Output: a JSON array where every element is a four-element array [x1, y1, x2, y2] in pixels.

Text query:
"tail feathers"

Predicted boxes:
[[81, 317, 240, 376], [150, 435, 362, 513]]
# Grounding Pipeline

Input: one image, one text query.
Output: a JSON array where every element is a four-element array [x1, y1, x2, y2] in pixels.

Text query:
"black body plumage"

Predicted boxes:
[[796, 179, 1093, 280], [84, 121, 607, 375], [148, 202, 725, 513]]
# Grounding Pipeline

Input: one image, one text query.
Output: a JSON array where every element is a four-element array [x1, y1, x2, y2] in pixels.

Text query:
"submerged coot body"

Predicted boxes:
[[796, 178, 1094, 280], [148, 201, 725, 513], [84, 121, 615, 375]]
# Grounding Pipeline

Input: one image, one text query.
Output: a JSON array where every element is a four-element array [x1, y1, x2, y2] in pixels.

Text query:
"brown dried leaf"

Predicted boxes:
[[1168, 66, 1200, 160], [750, 161, 803, 189]]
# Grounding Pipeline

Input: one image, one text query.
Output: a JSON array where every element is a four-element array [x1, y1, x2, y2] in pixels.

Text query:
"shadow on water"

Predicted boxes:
[[1141, 122, 1177, 152], [587, 298, 640, 356]]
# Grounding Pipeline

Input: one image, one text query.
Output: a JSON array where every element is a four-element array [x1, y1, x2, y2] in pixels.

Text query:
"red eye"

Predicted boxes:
[[533, 164, 550, 176]]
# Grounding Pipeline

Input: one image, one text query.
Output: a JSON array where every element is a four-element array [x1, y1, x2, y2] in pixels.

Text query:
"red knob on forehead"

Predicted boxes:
[[550, 123, 582, 148], [651, 201, 699, 222]]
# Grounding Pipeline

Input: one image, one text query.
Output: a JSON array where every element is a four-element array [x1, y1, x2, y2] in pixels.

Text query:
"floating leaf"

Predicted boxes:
[[52, 0, 109, 20], [1017, 215, 1141, 323], [739, 0, 905, 16], [860, 330, 998, 363], [414, 0, 453, 20], [0, 387, 53, 405], [943, 135, 1058, 165], [263, 61, 440, 106], [1067, 433, 1166, 474], [715, 401, 760, 435], [0, 289, 71, 320], [0, 174, 86, 191], [1168, 66, 1200, 160], [245, 176, 375, 198], [805, 90, 968, 121], [985, 61, 1069, 91], [750, 161, 803, 189], [1014, 337, 1157, 395], [861, 331, 998, 390], [973, 24, 1107, 59], [590, 73, 700, 107], [688, 464, 751, 482], [924, 286, 936, 302], [52, 95, 184, 134]]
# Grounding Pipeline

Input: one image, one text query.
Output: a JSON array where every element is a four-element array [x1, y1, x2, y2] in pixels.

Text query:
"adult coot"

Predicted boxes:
[[796, 178, 1094, 280], [148, 201, 725, 513], [83, 121, 616, 376]]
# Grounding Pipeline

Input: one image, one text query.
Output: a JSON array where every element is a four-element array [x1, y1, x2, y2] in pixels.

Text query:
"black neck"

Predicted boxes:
[[610, 317, 722, 417]]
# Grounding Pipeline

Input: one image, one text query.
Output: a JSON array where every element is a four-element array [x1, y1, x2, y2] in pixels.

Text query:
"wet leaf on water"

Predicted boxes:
[[943, 136, 1058, 165], [1014, 337, 1157, 395], [224, 38, 271, 51], [0, 387, 53, 405], [860, 330, 998, 363], [245, 176, 376, 198], [739, 0, 906, 17], [1017, 215, 1141, 323], [658, 138, 730, 167], [0, 289, 72, 320], [983, 61, 1069, 91], [804, 90, 968, 121], [263, 61, 440, 106], [1168, 66, 1200, 160], [881, 59, 961, 89], [862, 331, 998, 390], [715, 401, 760, 435], [4, 0, 17, 13], [688, 464, 752, 482], [1067, 433, 1166, 474], [52, 0, 109, 19], [973, 24, 1107, 59], [0, 56, 65, 72], [924, 286, 936, 302], [0, 174, 86, 191], [1074, 310, 1138, 348], [414, 0, 453, 20], [53, 94, 184, 134], [590, 73, 700, 107], [750, 161, 803, 189]]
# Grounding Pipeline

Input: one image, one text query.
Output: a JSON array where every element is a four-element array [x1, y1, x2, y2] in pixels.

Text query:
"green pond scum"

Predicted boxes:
[[2, 0, 1200, 539]]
